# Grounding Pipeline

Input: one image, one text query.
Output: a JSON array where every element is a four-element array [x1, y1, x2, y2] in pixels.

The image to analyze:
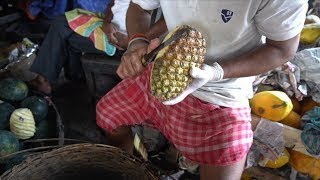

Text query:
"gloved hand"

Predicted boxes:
[[163, 62, 224, 105]]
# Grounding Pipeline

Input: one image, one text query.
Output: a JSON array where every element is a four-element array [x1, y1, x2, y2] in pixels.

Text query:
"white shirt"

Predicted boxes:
[[132, 0, 308, 107], [111, 0, 130, 34]]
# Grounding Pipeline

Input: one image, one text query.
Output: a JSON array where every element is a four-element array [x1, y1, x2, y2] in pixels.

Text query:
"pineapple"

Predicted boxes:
[[150, 25, 206, 101]]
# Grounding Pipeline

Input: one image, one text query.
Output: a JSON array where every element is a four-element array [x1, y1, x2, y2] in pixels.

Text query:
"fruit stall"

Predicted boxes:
[[240, 10, 320, 179]]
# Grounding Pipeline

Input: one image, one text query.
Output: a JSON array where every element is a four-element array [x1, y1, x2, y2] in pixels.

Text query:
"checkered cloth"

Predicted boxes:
[[96, 64, 253, 166]]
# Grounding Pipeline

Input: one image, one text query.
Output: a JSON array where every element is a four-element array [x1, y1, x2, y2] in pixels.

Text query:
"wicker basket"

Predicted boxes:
[[1, 143, 158, 180]]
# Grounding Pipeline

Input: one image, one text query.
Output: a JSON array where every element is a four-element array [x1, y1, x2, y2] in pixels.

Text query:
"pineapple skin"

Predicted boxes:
[[150, 25, 206, 101]]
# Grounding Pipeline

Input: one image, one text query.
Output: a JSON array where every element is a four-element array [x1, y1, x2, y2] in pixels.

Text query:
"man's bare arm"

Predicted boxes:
[[117, 2, 167, 79], [126, 2, 167, 40], [104, 0, 114, 24], [102, 0, 129, 49], [220, 35, 300, 79], [126, 2, 152, 38], [145, 16, 167, 40]]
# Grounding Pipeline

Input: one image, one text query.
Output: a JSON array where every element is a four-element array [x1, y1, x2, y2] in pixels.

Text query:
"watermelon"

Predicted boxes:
[[3, 154, 26, 171], [20, 96, 48, 122], [0, 130, 20, 158], [0, 101, 15, 130], [0, 78, 28, 102], [33, 119, 50, 139]]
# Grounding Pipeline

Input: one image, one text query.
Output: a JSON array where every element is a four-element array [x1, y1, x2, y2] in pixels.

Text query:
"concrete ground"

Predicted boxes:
[[52, 78, 108, 144]]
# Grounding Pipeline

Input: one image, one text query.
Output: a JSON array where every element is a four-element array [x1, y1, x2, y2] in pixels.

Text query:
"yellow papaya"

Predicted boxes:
[[300, 23, 320, 45], [280, 111, 301, 129], [250, 91, 293, 121], [262, 148, 290, 169], [288, 149, 320, 180]]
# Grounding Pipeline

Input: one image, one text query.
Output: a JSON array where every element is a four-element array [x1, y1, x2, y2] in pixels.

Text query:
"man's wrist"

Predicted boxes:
[[127, 34, 150, 50], [127, 40, 149, 51]]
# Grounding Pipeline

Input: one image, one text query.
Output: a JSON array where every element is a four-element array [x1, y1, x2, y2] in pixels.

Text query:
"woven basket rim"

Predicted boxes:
[[0, 138, 89, 161], [1, 143, 158, 180]]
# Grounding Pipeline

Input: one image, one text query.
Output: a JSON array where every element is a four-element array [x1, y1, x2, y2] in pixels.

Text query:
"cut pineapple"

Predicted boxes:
[[150, 25, 206, 101]]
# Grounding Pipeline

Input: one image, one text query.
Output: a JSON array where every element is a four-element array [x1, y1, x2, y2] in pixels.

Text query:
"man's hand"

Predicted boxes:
[[117, 38, 160, 79], [163, 63, 224, 105], [102, 23, 128, 50], [114, 32, 128, 50]]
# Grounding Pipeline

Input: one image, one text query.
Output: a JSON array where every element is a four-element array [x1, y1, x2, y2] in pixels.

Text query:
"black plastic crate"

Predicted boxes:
[[81, 53, 121, 100]]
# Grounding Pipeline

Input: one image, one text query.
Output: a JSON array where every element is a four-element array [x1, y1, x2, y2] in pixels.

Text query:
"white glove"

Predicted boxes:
[[163, 62, 224, 105]]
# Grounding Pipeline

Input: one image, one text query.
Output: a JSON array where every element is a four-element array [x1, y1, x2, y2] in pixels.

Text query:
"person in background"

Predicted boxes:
[[96, 0, 308, 179], [28, 0, 129, 95]]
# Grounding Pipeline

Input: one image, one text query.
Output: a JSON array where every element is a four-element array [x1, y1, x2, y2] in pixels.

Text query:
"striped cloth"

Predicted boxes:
[[65, 8, 116, 56], [96, 64, 253, 166]]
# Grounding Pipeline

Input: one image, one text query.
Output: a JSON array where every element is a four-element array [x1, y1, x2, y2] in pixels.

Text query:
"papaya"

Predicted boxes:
[[288, 149, 320, 180], [300, 23, 320, 45], [261, 148, 290, 169], [279, 111, 301, 129], [250, 91, 293, 121]]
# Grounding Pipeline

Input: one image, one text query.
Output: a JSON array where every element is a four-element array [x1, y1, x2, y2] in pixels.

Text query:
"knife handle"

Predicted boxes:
[[141, 57, 148, 66], [142, 41, 166, 66], [142, 53, 157, 67]]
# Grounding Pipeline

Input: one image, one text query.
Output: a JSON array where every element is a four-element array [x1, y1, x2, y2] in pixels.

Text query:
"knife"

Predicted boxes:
[[142, 28, 188, 66]]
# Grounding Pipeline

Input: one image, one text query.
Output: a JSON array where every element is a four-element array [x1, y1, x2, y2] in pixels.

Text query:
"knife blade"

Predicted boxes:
[[142, 28, 188, 66]]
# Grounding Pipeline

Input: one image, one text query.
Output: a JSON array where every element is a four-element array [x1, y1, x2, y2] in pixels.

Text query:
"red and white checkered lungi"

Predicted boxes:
[[96, 64, 253, 166]]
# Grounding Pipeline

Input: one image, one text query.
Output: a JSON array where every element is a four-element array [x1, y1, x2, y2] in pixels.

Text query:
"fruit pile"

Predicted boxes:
[[0, 77, 56, 173], [245, 11, 320, 179], [250, 90, 320, 179]]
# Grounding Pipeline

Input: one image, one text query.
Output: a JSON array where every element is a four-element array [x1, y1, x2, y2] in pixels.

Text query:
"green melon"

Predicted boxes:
[[0, 78, 28, 102], [3, 154, 26, 171], [0, 101, 15, 130], [20, 96, 48, 122], [33, 119, 50, 139], [0, 130, 20, 158]]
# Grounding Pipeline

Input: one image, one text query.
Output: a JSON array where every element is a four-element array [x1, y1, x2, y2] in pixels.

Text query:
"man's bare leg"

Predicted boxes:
[[199, 155, 246, 180]]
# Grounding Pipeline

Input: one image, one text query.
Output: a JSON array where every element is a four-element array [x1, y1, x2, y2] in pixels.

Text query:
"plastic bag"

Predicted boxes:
[[0, 38, 38, 81]]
